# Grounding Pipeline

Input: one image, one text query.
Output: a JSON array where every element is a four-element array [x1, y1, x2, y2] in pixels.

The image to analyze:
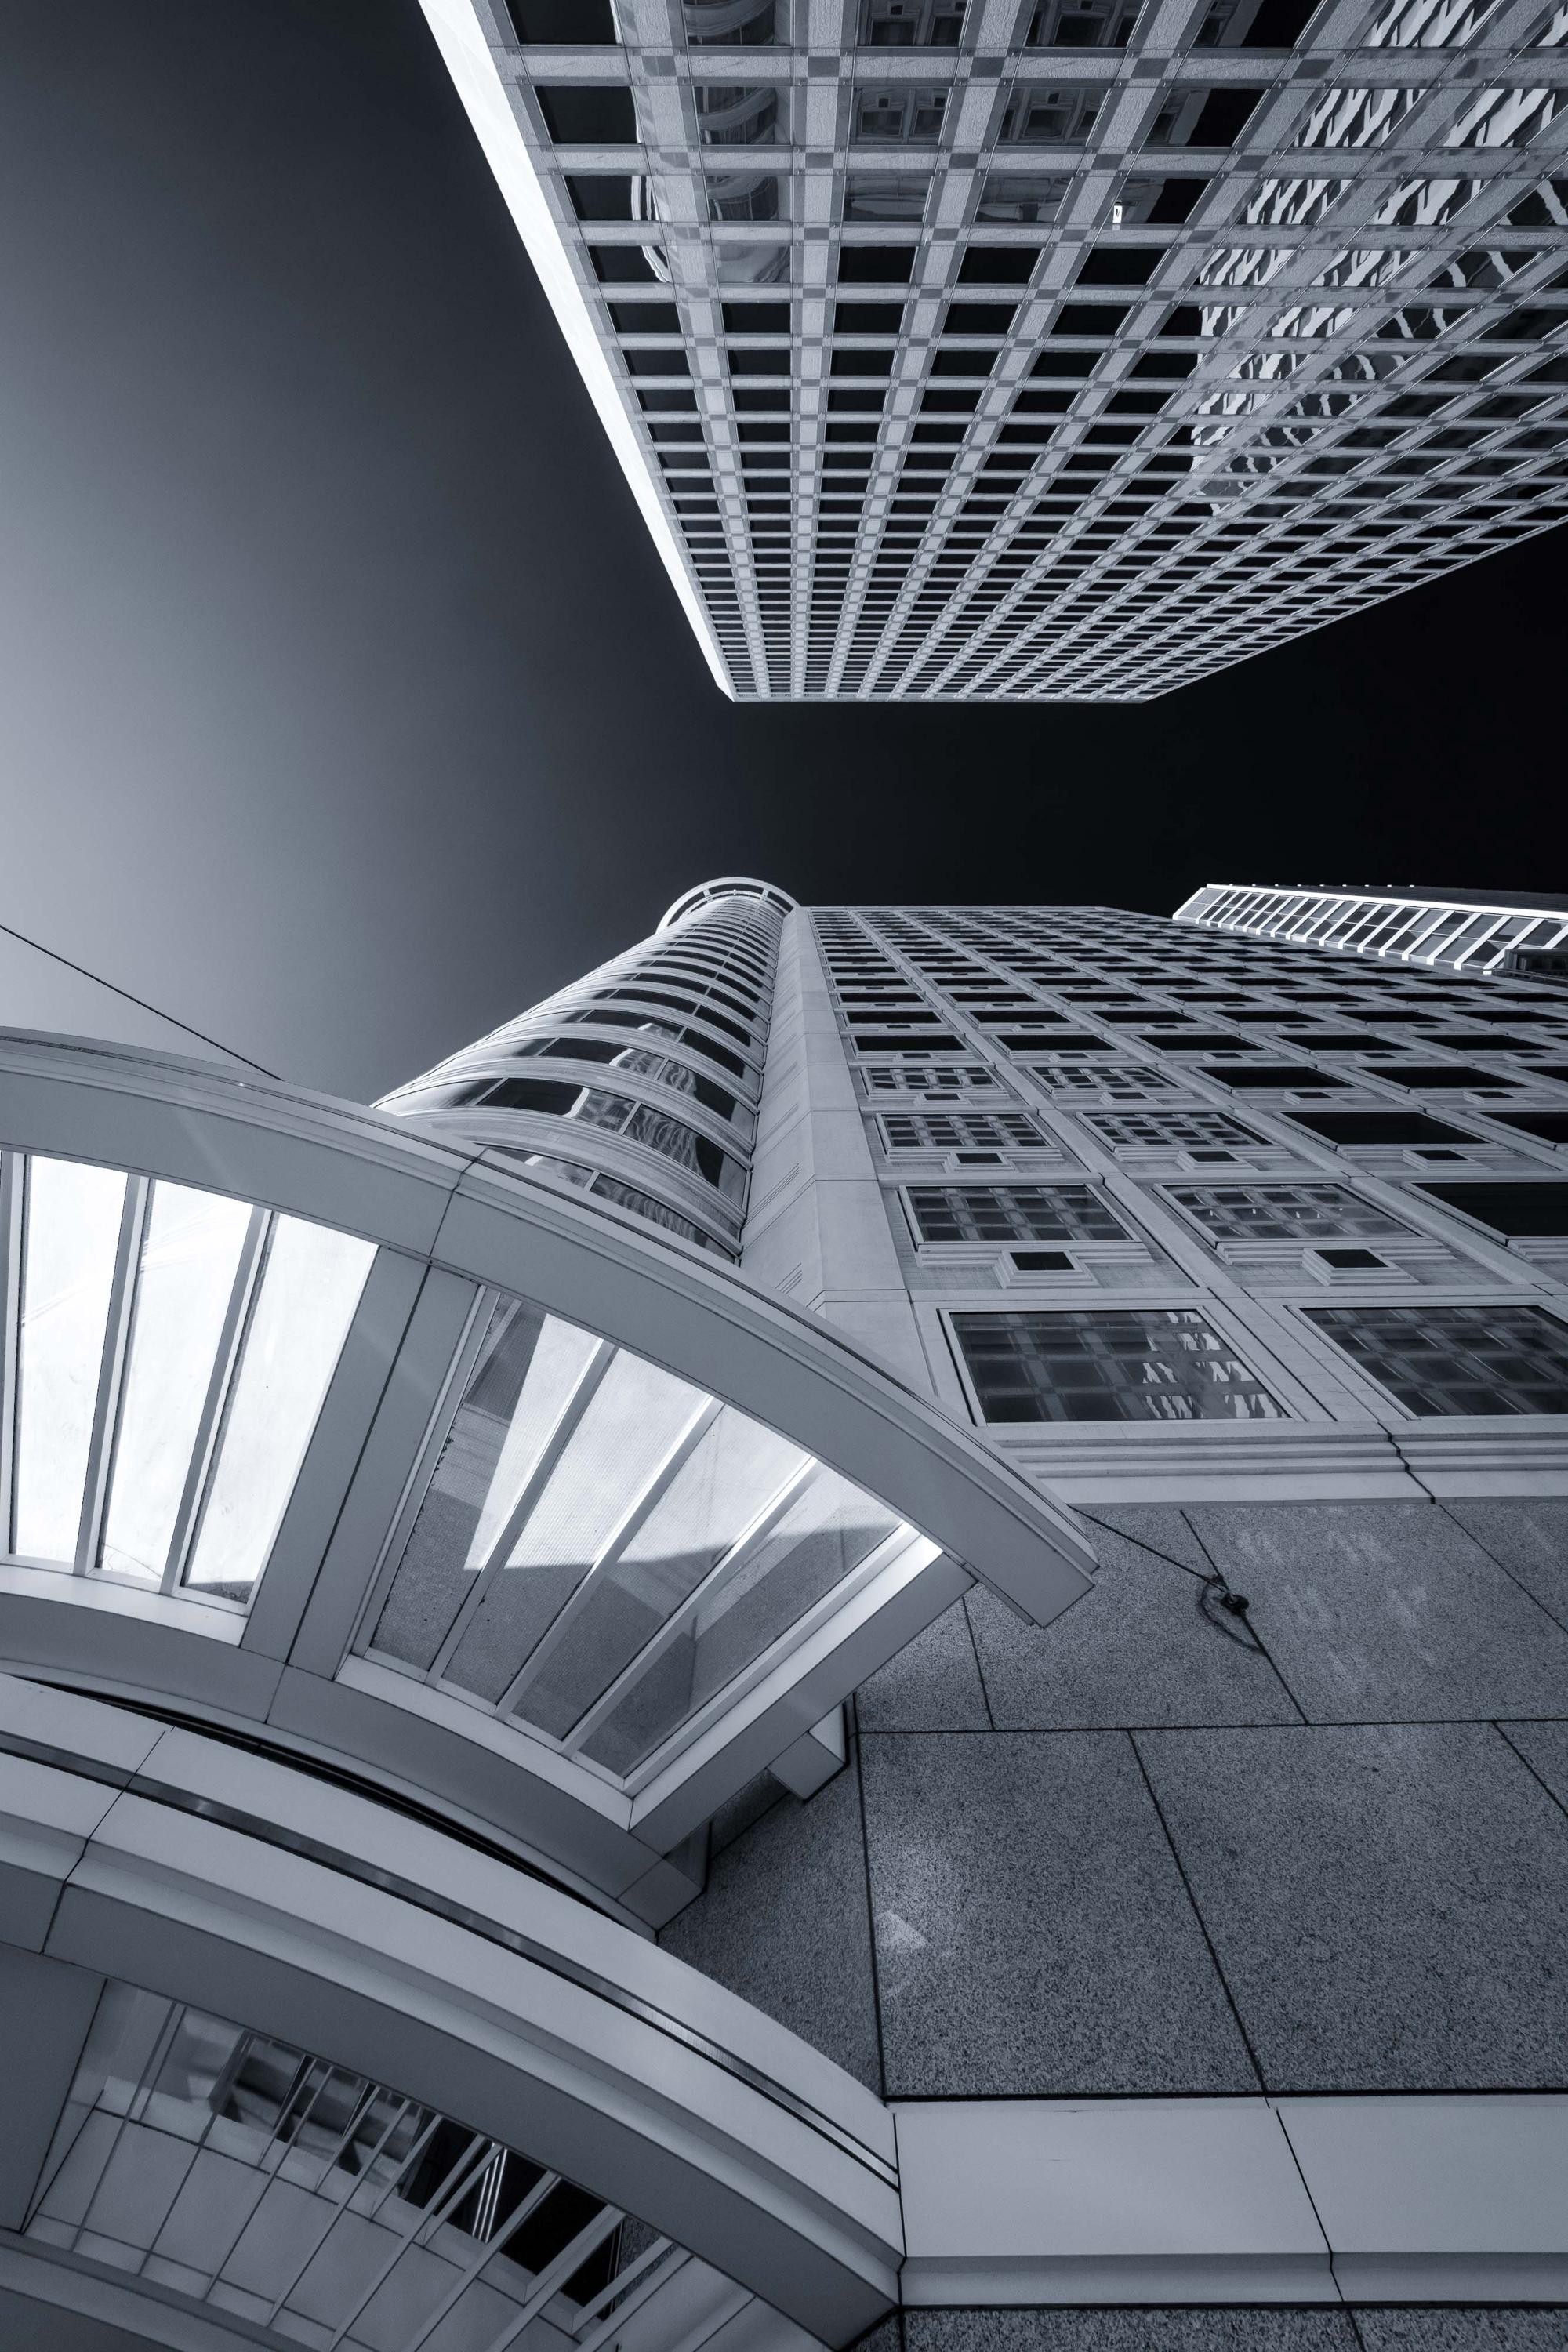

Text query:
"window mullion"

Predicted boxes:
[[159, 1206, 270, 1597], [562, 1455, 819, 1755], [426, 1334, 617, 1684], [0, 1152, 22, 1553], [74, 1174, 151, 1580], [493, 1394, 726, 1721]]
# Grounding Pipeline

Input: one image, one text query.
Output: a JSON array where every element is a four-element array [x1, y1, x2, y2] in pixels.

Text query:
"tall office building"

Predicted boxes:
[[4, 879, 1568, 2350], [420, 0, 1568, 702]]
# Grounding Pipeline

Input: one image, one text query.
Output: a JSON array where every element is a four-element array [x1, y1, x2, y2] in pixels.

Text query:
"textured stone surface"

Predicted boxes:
[[1354, 2314, 1568, 2350], [659, 1740, 881, 2091], [859, 1729, 1258, 2098], [966, 1513, 1300, 1732], [1138, 1722, 1568, 2091], [1090, 1504, 1221, 1575], [1185, 1502, 1568, 1723], [904, 2311, 1359, 2352], [856, 1596, 992, 1730], [1444, 1497, 1568, 1630], [1501, 1719, 1568, 1815]]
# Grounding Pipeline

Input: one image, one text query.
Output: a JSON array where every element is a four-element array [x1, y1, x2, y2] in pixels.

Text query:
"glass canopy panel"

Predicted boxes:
[[99, 1184, 253, 1583], [13, 1157, 127, 1563], [580, 1469, 905, 1777], [365, 1296, 926, 1783], [183, 1215, 375, 1601], [442, 1348, 706, 1704], [514, 1407, 809, 1740]]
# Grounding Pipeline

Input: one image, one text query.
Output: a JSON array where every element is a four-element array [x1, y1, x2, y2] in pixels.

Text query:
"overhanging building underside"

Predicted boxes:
[[423, 0, 1568, 701]]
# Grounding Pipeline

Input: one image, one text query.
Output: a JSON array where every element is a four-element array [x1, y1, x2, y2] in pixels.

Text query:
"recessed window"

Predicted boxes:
[[1168, 1182, 1410, 1243], [882, 1111, 1046, 1149], [908, 1184, 1127, 1242], [1084, 1109, 1265, 1151], [1287, 1112, 1474, 1146], [952, 1308, 1286, 1421], [536, 85, 637, 143], [1417, 1182, 1568, 1238], [1306, 1304, 1568, 1417]]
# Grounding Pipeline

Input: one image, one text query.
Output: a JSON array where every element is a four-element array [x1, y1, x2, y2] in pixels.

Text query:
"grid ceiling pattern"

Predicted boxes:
[[438, 0, 1568, 700]]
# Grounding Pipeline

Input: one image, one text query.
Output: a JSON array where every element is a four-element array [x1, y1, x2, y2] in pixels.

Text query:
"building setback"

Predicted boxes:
[[419, 0, 1568, 702], [3, 880, 1568, 2348]]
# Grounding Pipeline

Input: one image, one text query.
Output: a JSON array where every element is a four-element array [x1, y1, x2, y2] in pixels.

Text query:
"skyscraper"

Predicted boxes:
[[3, 880, 1568, 2349], [419, 0, 1568, 702]]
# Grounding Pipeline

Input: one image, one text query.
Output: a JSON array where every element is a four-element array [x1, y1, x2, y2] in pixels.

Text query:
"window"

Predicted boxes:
[[1027, 1061, 1175, 1094], [1492, 1111, 1568, 1145], [1200, 1063, 1347, 1088], [907, 1184, 1128, 1242], [1306, 1304, 1568, 1415], [880, 1111, 1047, 1149], [446, 1078, 746, 1203], [1167, 1182, 1412, 1241], [861, 1061, 1000, 1091], [1417, 1182, 1568, 1238], [951, 1308, 1286, 1421], [1287, 1111, 1475, 1146], [1083, 1109, 1265, 1150]]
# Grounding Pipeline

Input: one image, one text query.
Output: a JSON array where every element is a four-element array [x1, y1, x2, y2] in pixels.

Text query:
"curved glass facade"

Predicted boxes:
[[27, 1980, 699, 2352], [379, 887, 791, 1257]]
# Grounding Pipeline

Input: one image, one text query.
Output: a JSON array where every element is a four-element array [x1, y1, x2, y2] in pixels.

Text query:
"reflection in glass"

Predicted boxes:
[[184, 1216, 374, 1600], [100, 1185, 253, 1583], [13, 1158, 127, 1563], [368, 1302, 922, 1782]]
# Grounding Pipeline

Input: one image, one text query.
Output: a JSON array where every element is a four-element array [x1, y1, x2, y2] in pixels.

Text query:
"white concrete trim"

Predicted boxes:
[[895, 2099, 1333, 2307], [894, 2095, 1568, 2307]]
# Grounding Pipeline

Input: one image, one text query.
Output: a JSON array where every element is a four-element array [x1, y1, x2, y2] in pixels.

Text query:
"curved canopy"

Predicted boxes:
[[0, 1028, 1093, 1907]]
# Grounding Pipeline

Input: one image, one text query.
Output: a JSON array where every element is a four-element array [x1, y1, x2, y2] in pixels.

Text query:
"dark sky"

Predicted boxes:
[[1, 0, 1561, 1101]]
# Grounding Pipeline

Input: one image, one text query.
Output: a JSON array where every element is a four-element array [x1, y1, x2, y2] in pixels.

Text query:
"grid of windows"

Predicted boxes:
[[859, 1059, 1000, 1089], [1026, 1059, 1176, 1093], [881, 1110, 1047, 1148], [1083, 1108, 1267, 1149], [437, 2, 1568, 702], [1306, 1302, 1568, 1413], [1167, 1180, 1414, 1239], [812, 900, 1568, 1441], [951, 1308, 1287, 1421], [907, 1182, 1128, 1240]]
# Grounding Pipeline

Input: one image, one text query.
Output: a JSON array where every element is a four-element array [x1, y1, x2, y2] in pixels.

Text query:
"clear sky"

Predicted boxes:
[[1, 0, 1561, 1103]]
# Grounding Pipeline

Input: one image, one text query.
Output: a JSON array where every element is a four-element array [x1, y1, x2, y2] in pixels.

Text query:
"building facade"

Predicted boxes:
[[3, 880, 1568, 2350], [420, 0, 1568, 702]]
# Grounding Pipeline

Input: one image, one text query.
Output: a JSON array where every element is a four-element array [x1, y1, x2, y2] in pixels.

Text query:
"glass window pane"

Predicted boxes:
[[14, 1157, 128, 1563], [516, 1406, 807, 1740], [442, 1349, 705, 1704], [582, 1469, 902, 1774], [183, 1218, 375, 1602], [366, 1299, 550, 1669], [100, 1185, 253, 1584]]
